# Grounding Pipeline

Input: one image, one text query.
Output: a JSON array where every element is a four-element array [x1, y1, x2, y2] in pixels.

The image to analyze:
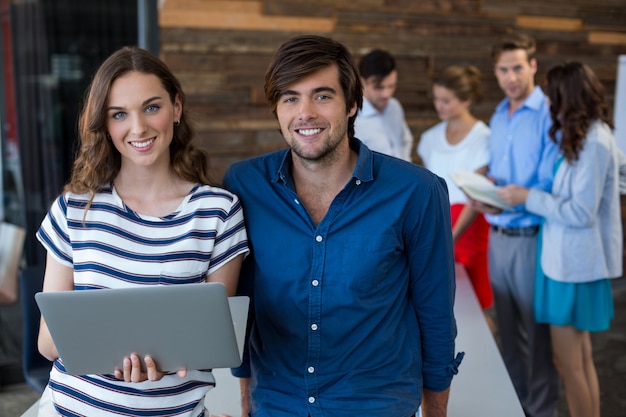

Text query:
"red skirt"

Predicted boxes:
[[451, 203, 493, 309]]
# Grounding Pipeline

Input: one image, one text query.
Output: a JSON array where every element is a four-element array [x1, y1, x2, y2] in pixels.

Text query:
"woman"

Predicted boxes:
[[36, 46, 249, 416], [498, 62, 622, 417], [417, 65, 494, 317]]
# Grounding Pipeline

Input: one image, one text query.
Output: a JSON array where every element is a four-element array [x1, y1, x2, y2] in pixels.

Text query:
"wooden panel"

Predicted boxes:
[[262, 0, 384, 16], [336, 10, 513, 37], [161, 28, 311, 54], [516, 16, 583, 31], [480, 0, 581, 18], [160, 0, 335, 31], [159, 0, 626, 186], [384, 0, 480, 13], [261, 0, 335, 17], [581, 6, 626, 30], [589, 31, 626, 45]]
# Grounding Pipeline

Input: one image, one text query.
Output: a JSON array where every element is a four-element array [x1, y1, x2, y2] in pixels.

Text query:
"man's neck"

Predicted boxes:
[[508, 85, 535, 115], [290, 144, 357, 224]]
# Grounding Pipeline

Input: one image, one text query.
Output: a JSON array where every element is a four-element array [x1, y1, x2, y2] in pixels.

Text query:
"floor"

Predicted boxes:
[[1, 280, 625, 417]]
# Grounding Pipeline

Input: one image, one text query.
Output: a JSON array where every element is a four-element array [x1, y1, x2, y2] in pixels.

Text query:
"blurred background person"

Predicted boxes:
[[417, 65, 494, 330], [354, 49, 414, 161], [498, 62, 622, 417], [470, 33, 560, 417]]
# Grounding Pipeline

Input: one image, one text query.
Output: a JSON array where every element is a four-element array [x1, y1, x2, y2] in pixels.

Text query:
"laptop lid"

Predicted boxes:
[[35, 282, 249, 376]]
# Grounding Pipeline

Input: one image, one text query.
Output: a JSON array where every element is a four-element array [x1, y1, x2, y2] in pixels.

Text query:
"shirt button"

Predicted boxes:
[[308, 396, 316, 404], [315, 235, 323, 242], [311, 323, 318, 331], [312, 279, 319, 286], [308, 366, 315, 373], [294, 199, 300, 205], [355, 179, 361, 185]]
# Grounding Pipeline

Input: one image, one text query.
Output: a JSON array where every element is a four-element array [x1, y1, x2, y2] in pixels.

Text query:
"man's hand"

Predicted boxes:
[[421, 388, 450, 417], [240, 377, 251, 417], [497, 185, 530, 206]]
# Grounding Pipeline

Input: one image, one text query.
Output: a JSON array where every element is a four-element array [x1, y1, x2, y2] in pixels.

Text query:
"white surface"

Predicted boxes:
[[21, 400, 38, 417], [449, 264, 525, 416], [23, 265, 524, 417], [615, 55, 626, 154], [205, 368, 243, 416]]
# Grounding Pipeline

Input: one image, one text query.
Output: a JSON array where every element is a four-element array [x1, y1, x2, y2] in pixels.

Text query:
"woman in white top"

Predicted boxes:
[[498, 62, 621, 417], [418, 65, 494, 322]]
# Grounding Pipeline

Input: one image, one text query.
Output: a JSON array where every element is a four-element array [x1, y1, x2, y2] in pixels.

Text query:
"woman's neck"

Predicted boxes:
[[445, 113, 477, 145]]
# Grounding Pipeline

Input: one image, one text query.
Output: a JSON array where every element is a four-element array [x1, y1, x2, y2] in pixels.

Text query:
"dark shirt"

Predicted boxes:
[[225, 139, 460, 417]]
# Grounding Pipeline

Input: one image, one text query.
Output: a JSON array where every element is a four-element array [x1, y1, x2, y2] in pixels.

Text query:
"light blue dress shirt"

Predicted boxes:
[[224, 139, 460, 417], [487, 86, 559, 228]]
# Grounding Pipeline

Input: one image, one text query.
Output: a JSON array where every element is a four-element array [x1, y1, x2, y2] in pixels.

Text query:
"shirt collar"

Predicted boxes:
[[359, 98, 380, 118], [495, 85, 546, 113], [273, 138, 375, 185]]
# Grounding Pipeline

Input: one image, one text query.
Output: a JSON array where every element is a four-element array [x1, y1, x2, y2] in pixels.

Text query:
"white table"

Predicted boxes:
[[449, 263, 525, 416], [23, 264, 524, 417]]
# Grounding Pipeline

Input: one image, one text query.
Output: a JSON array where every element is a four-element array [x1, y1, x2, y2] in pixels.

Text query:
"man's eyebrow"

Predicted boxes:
[[280, 87, 337, 97], [280, 89, 300, 97], [312, 86, 337, 95]]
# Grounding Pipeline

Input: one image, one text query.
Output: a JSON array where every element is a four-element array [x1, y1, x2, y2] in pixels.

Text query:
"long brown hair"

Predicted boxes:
[[546, 62, 614, 163], [264, 35, 363, 140], [67, 46, 213, 197]]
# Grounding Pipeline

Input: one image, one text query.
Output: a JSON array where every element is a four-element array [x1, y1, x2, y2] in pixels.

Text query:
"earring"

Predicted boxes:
[[174, 120, 180, 127], [106, 133, 112, 140]]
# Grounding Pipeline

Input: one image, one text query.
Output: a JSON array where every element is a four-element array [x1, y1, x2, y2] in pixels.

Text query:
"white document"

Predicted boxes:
[[450, 170, 513, 211]]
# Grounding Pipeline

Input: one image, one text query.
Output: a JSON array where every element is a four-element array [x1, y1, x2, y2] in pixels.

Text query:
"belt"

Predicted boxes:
[[490, 225, 540, 237]]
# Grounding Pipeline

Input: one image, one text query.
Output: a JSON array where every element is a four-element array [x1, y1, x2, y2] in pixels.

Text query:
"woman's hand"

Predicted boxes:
[[114, 353, 187, 382], [497, 185, 530, 206]]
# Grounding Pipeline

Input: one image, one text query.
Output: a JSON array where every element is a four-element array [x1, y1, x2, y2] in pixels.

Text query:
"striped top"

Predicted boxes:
[[36, 184, 249, 416]]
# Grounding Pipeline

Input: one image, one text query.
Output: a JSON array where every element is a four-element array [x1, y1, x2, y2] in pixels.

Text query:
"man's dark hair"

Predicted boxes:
[[265, 35, 363, 139], [358, 49, 397, 83]]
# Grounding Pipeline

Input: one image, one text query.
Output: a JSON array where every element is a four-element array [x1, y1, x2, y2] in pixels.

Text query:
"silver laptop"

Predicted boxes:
[[35, 282, 249, 376]]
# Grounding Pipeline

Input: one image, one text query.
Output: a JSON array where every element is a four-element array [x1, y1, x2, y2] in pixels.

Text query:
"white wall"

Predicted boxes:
[[615, 55, 626, 153]]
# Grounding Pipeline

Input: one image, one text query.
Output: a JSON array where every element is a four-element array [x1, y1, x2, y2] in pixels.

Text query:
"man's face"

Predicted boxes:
[[275, 64, 357, 164], [494, 49, 537, 103], [362, 70, 397, 112]]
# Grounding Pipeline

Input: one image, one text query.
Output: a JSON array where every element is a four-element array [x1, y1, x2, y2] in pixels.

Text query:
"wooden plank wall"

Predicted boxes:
[[159, 0, 626, 180]]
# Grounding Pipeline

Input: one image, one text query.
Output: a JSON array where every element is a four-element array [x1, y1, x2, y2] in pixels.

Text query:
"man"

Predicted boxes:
[[471, 33, 560, 417], [224, 35, 461, 417], [353, 49, 414, 161]]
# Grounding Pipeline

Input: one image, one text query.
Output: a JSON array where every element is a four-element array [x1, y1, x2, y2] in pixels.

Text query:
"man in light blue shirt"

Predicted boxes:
[[472, 33, 560, 417], [354, 49, 414, 161], [225, 35, 461, 417]]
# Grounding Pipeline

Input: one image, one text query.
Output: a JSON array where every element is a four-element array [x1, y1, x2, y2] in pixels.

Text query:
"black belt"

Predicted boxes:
[[491, 225, 540, 237]]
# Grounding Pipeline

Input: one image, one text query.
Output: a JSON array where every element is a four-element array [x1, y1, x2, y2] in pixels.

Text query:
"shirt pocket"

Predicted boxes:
[[335, 231, 400, 294]]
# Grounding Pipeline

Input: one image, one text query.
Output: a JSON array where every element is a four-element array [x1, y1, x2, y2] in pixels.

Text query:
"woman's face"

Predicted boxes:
[[432, 84, 470, 122], [105, 71, 181, 171]]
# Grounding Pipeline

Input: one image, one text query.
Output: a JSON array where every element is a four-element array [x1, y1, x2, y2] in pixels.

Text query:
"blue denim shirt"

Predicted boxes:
[[487, 86, 559, 228], [224, 139, 460, 417]]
